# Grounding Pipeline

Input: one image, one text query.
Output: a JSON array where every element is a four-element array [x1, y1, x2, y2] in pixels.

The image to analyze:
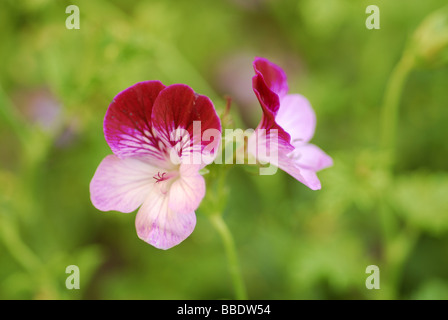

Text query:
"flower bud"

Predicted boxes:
[[409, 6, 448, 67]]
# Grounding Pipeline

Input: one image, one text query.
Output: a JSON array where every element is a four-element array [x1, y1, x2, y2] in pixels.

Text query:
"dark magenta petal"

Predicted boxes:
[[151, 84, 222, 159], [103, 81, 168, 164], [103, 81, 221, 169], [252, 72, 280, 117], [253, 57, 289, 99], [252, 73, 291, 144]]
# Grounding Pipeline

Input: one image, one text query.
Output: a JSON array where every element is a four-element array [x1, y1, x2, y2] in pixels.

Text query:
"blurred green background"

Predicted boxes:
[[1, 0, 448, 300]]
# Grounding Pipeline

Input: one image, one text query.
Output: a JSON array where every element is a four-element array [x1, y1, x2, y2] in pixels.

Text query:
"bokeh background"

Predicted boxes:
[[1, 0, 448, 300]]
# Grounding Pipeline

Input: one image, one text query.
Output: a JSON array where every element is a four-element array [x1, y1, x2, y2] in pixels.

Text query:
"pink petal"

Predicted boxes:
[[151, 84, 222, 166], [103, 80, 170, 167], [280, 144, 333, 190], [250, 58, 332, 191], [253, 57, 289, 98], [135, 184, 196, 250], [90, 155, 158, 213], [248, 127, 299, 176], [294, 143, 333, 171], [248, 129, 330, 190], [277, 148, 322, 191], [291, 169, 322, 190], [276, 94, 316, 144], [168, 164, 206, 214]]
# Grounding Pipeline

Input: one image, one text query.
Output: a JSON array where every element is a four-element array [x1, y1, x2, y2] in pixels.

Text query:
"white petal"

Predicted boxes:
[[135, 184, 196, 250], [90, 155, 158, 213], [168, 163, 206, 214]]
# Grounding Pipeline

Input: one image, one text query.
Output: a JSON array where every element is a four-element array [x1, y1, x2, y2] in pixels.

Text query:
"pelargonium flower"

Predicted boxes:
[[90, 81, 221, 249], [249, 57, 332, 189]]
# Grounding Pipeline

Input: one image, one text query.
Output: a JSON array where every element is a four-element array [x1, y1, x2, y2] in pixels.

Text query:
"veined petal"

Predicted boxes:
[[151, 84, 222, 166], [276, 94, 316, 144], [252, 72, 280, 118], [90, 155, 158, 213], [135, 185, 196, 250], [168, 164, 205, 214], [253, 57, 289, 98], [252, 74, 291, 143], [104, 80, 170, 167]]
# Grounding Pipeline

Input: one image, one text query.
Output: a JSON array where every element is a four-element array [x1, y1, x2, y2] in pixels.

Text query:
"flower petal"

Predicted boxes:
[[253, 57, 289, 98], [251, 58, 332, 190], [135, 185, 196, 250], [151, 84, 222, 166], [168, 164, 205, 214], [280, 144, 333, 190], [104, 80, 171, 167], [291, 168, 322, 190], [294, 143, 333, 171], [252, 73, 291, 144], [276, 94, 316, 144], [278, 148, 322, 190], [248, 129, 329, 190], [252, 73, 280, 122], [248, 127, 299, 177], [90, 155, 158, 213]]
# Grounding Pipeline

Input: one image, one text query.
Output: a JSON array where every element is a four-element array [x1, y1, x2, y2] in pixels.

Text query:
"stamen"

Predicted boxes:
[[153, 172, 167, 183]]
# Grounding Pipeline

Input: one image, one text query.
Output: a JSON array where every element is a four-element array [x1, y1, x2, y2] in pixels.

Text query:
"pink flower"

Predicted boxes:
[[90, 81, 221, 249], [249, 57, 332, 190]]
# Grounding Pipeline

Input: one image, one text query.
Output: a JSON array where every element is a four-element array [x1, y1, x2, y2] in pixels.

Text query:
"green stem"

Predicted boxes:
[[209, 214, 247, 300], [380, 53, 416, 170], [377, 51, 417, 299]]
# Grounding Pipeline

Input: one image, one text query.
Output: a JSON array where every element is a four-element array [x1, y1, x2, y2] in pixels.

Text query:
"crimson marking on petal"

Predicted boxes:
[[104, 81, 172, 161], [151, 84, 222, 161]]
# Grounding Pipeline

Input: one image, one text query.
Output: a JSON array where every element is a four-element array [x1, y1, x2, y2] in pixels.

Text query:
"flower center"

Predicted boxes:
[[152, 170, 179, 195], [153, 171, 168, 183]]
